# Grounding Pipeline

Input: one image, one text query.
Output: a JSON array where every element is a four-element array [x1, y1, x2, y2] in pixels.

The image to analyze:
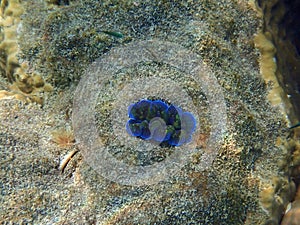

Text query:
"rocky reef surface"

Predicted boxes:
[[0, 0, 298, 224]]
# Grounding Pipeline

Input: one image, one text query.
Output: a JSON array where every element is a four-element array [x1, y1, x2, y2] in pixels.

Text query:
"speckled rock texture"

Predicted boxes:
[[0, 0, 296, 224]]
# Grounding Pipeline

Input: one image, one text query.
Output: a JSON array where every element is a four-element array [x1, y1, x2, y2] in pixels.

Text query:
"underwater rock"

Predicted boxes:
[[257, 0, 300, 122], [0, 0, 298, 224], [281, 185, 300, 225]]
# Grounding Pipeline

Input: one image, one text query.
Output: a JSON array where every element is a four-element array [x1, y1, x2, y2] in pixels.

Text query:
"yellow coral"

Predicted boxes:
[[281, 187, 300, 225], [254, 31, 293, 118], [0, 0, 53, 104], [259, 177, 296, 223]]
